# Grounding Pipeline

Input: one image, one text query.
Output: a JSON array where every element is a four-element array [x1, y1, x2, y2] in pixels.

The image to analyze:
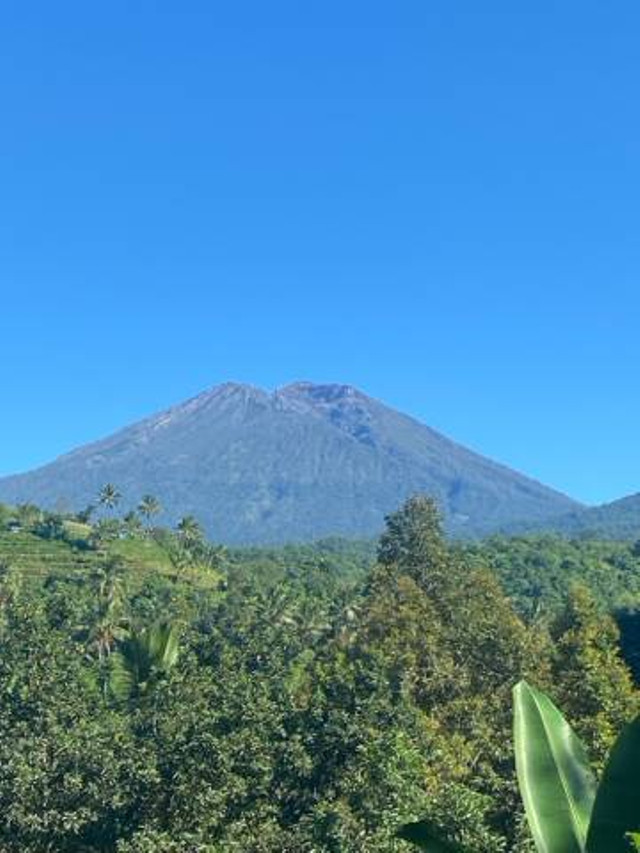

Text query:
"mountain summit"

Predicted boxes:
[[0, 382, 581, 542]]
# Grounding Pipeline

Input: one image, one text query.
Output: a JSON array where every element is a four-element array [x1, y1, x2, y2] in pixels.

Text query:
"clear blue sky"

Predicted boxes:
[[1, 1, 638, 505]]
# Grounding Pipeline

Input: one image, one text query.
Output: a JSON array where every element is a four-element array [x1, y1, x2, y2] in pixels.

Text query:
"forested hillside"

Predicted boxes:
[[0, 496, 638, 851], [465, 535, 640, 614], [523, 492, 640, 541]]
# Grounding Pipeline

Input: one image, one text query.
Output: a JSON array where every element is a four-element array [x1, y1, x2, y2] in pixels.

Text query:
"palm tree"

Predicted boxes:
[[165, 535, 192, 579], [83, 556, 128, 661], [170, 516, 224, 577], [92, 555, 126, 611], [199, 542, 226, 573], [176, 515, 203, 546], [87, 598, 127, 663], [98, 483, 121, 513], [137, 494, 161, 530], [73, 556, 129, 696]]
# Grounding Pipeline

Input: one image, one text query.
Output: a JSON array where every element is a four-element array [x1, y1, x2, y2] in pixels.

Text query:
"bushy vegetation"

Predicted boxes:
[[0, 495, 638, 851], [401, 680, 640, 852], [464, 534, 640, 616]]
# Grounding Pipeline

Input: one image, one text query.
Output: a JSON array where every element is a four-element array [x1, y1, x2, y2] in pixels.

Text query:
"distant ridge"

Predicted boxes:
[[0, 381, 582, 543], [527, 492, 640, 540]]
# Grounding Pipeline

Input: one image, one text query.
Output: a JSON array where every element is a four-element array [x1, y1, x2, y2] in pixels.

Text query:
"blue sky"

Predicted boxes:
[[1, 1, 638, 505]]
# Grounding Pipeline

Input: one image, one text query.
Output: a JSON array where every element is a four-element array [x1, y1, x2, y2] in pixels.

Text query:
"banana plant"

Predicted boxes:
[[110, 620, 180, 703], [398, 680, 640, 852], [513, 680, 596, 853]]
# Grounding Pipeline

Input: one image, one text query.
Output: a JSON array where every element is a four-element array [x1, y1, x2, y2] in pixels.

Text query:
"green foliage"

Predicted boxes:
[[110, 621, 180, 702], [0, 495, 637, 850], [32, 512, 68, 542], [550, 585, 640, 764], [90, 517, 124, 546], [397, 820, 470, 851], [627, 833, 640, 852], [402, 682, 640, 853], [464, 535, 640, 617], [138, 494, 162, 527], [378, 495, 449, 576]]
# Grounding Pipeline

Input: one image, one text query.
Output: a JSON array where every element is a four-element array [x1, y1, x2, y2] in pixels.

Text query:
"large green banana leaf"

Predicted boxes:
[[586, 716, 640, 853], [513, 680, 597, 853], [397, 819, 468, 852]]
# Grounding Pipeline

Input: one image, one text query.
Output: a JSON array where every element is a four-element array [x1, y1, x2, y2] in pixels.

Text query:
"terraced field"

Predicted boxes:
[[0, 529, 221, 589], [0, 530, 102, 578]]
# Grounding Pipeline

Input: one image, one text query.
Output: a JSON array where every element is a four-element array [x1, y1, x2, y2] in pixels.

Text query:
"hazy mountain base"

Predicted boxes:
[[0, 497, 638, 851]]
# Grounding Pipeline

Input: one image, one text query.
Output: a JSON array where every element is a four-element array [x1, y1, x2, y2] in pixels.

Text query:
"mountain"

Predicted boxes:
[[0, 381, 582, 543], [531, 492, 640, 540]]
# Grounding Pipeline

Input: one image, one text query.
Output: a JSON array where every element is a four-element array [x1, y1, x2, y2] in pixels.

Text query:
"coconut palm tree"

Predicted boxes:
[[82, 556, 128, 660], [98, 483, 121, 513], [176, 514, 203, 546], [137, 494, 161, 530], [87, 598, 127, 663], [171, 517, 224, 576], [92, 556, 126, 610]]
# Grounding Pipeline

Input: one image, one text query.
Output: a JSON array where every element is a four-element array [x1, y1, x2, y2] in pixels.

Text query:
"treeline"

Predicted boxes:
[[0, 497, 638, 850], [463, 534, 640, 615]]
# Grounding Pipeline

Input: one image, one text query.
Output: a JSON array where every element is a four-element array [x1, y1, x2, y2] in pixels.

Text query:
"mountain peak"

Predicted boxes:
[[278, 381, 366, 404], [205, 381, 267, 399], [178, 381, 269, 411]]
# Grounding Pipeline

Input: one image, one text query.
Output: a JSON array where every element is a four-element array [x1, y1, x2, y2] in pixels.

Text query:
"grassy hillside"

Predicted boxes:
[[0, 504, 372, 597], [0, 528, 99, 577], [0, 519, 220, 592]]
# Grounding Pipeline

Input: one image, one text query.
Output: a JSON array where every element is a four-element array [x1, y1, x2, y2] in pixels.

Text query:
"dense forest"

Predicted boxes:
[[0, 494, 639, 851]]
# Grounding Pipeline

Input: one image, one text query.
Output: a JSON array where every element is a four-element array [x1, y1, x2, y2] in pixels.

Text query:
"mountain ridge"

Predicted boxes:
[[520, 492, 640, 540], [0, 381, 582, 543]]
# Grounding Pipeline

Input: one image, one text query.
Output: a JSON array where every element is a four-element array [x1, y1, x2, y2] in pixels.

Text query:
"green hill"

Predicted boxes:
[[512, 492, 640, 540]]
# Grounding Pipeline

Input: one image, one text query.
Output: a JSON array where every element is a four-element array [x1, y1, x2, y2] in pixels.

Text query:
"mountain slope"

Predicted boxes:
[[532, 493, 640, 540], [0, 382, 581, 543]]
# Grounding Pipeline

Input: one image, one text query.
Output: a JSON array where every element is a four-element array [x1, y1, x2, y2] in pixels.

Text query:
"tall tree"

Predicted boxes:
[[361, 494, 551, 847], [551, 584, 640, 766], [176, 514, 203, 546], [98, 483, 121, 513], [137, 494, 161, 529]]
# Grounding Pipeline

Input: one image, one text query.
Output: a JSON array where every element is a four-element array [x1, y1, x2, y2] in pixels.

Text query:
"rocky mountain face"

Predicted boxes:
[[0, 382, 582, 543]]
